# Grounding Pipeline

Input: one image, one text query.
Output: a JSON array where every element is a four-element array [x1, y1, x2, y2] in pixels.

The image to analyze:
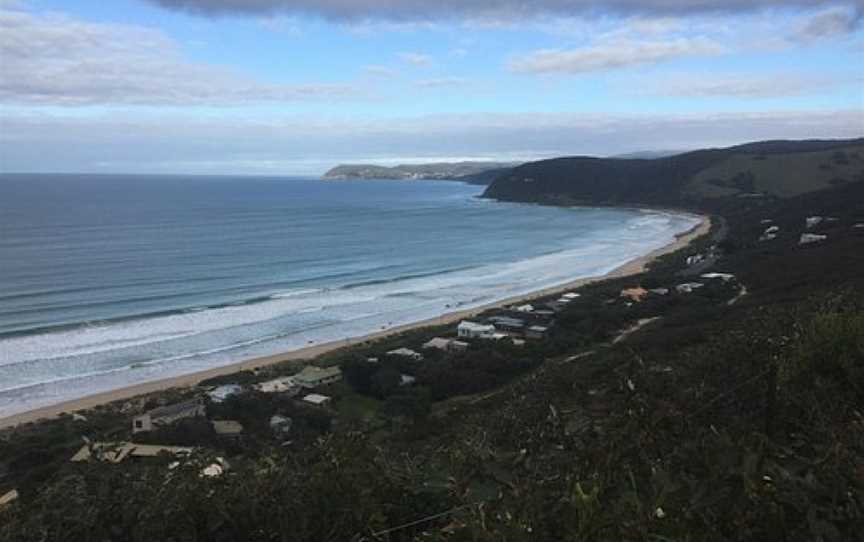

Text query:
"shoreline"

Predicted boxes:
[[0, 212, 711, 430]]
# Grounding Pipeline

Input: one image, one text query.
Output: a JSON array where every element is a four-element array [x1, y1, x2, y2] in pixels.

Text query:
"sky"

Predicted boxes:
[[0, 0, 862, 174]]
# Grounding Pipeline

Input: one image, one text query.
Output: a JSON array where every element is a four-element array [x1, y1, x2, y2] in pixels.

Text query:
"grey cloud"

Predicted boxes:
[[792, 7, 862, 41], [146, 0, 863, 20], [509, 38, 724, 74], [2, 110, 860, 174], [0, 10, 360, 106]]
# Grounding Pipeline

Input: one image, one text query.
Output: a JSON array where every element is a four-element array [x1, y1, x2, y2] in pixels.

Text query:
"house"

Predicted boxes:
[[132, 398, 205, 434], [488, 316, 526, 333], [854, 223, 864, 229], [676, 282, 704, 294], [201, 457, 230, 478], [254, 376, 299, 396], [686, 254, 704, 266], [457, 321, 497, 339], [561, 292, 581, 300], [764, 225, 780, 234], [533, 309, 556, 318], [513, 304, 534, 313], [302, 393, 332, 407], [620, 287, 649, 302], [71, 442, 194, 463], [799, 233, 827, 245], [399, 374, 417, 386], [0, 489, 18, 508], [212, 420, 244, 439], [805, 216, 824, 229], [759, 232, 777, 242], [649, 288, 670, 296], [422, 337, 469, 352], [760, 219, 773, 224], [387, 347, 424, 360], [700, 272, 735, 282], [270, 415, 293, 436], [293, 366, 342, 389], [525, 325, 550, 339], [207, 384, 243, 403]]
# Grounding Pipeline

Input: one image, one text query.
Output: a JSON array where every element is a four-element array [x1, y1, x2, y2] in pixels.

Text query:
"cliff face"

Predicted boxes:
[[322, 161, 520, 184], [482, 138, 864, 207]]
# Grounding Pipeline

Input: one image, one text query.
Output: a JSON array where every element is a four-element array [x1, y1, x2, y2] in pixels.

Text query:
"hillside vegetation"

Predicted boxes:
[[483, 138, 864, 205], [323, 161, 519, 184]]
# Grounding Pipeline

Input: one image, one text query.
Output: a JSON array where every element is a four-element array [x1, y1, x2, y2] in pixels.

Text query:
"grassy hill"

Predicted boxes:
[[483, 138, 864, 205]]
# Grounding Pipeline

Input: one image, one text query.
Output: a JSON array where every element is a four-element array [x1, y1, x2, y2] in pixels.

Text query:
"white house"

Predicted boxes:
[[457, 321, 497, 339], [764, 225, 780, 234], [387, 347, 424, 360], [399, 374, 417, 386], [293, 366, 342, 389], [207, 384, 244, 403], [302, 393, 332, 407], [805, 216, 824, 229], [561, 292, 581, 300], [700, 273, 735, 282], [422, 337, 469, 352], [686, 254, 704, 266], [513, 304, 534, 313], [676, 282, 705, 294], [132, 398, 205, 434], [799, 233, 827, 245], [254, 376, 299, 395]]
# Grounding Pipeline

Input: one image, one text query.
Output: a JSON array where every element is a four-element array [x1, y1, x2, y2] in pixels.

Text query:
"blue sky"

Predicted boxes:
[[1, 0, 862, 173]]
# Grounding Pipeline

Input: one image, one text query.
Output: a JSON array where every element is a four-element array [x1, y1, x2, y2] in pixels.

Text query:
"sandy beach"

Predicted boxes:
[[0, 213, 710, 430]]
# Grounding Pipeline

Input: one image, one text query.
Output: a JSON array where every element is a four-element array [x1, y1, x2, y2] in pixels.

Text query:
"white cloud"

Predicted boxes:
[[398, 52, 433, 66], [509, 37, 725, 74], [3, 109, 860, 174], [0, 8, 360, 106], [414, 77, 468, 88], [363, 65, 398, 77], [641, 72, 855, 98]]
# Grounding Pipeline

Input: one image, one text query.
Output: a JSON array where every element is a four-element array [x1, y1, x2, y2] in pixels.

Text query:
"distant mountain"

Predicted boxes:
[[322, 161, 520, 185], [611, 150, 685, 159], [483, 138, 864, 207]]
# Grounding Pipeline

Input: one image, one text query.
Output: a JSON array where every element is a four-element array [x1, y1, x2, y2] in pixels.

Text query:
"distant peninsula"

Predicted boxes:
[[322, 161, 520, 185]]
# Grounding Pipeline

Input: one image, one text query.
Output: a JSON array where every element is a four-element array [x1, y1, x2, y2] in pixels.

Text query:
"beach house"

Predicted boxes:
[[254, 376, 300, 396], [207, 384, 244, 403], [302, 393, 332, 407], [71, 442, 194, 463], [212, 420, 244, 440], [132, 398, 205, 434], [457, 321, 497, 339], [620, 287, 649, 302], [525, 325, 550, 339], [387, 347, 424, 360], [488, 316, 526, 334], [422, 337, 469, 353], [293, 366, 342, 389]]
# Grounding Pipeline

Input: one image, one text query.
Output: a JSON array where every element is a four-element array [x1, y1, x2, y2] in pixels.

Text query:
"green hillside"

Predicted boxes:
[[483, 138, 864, 205], [687, 145, 864, 198]]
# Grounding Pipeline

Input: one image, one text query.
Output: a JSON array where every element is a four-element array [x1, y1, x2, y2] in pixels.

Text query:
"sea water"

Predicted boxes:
[[0, 174, 699, 416]]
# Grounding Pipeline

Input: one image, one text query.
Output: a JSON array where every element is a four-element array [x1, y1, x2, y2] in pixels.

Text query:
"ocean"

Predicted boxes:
[[0, 174, 699, 417]]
